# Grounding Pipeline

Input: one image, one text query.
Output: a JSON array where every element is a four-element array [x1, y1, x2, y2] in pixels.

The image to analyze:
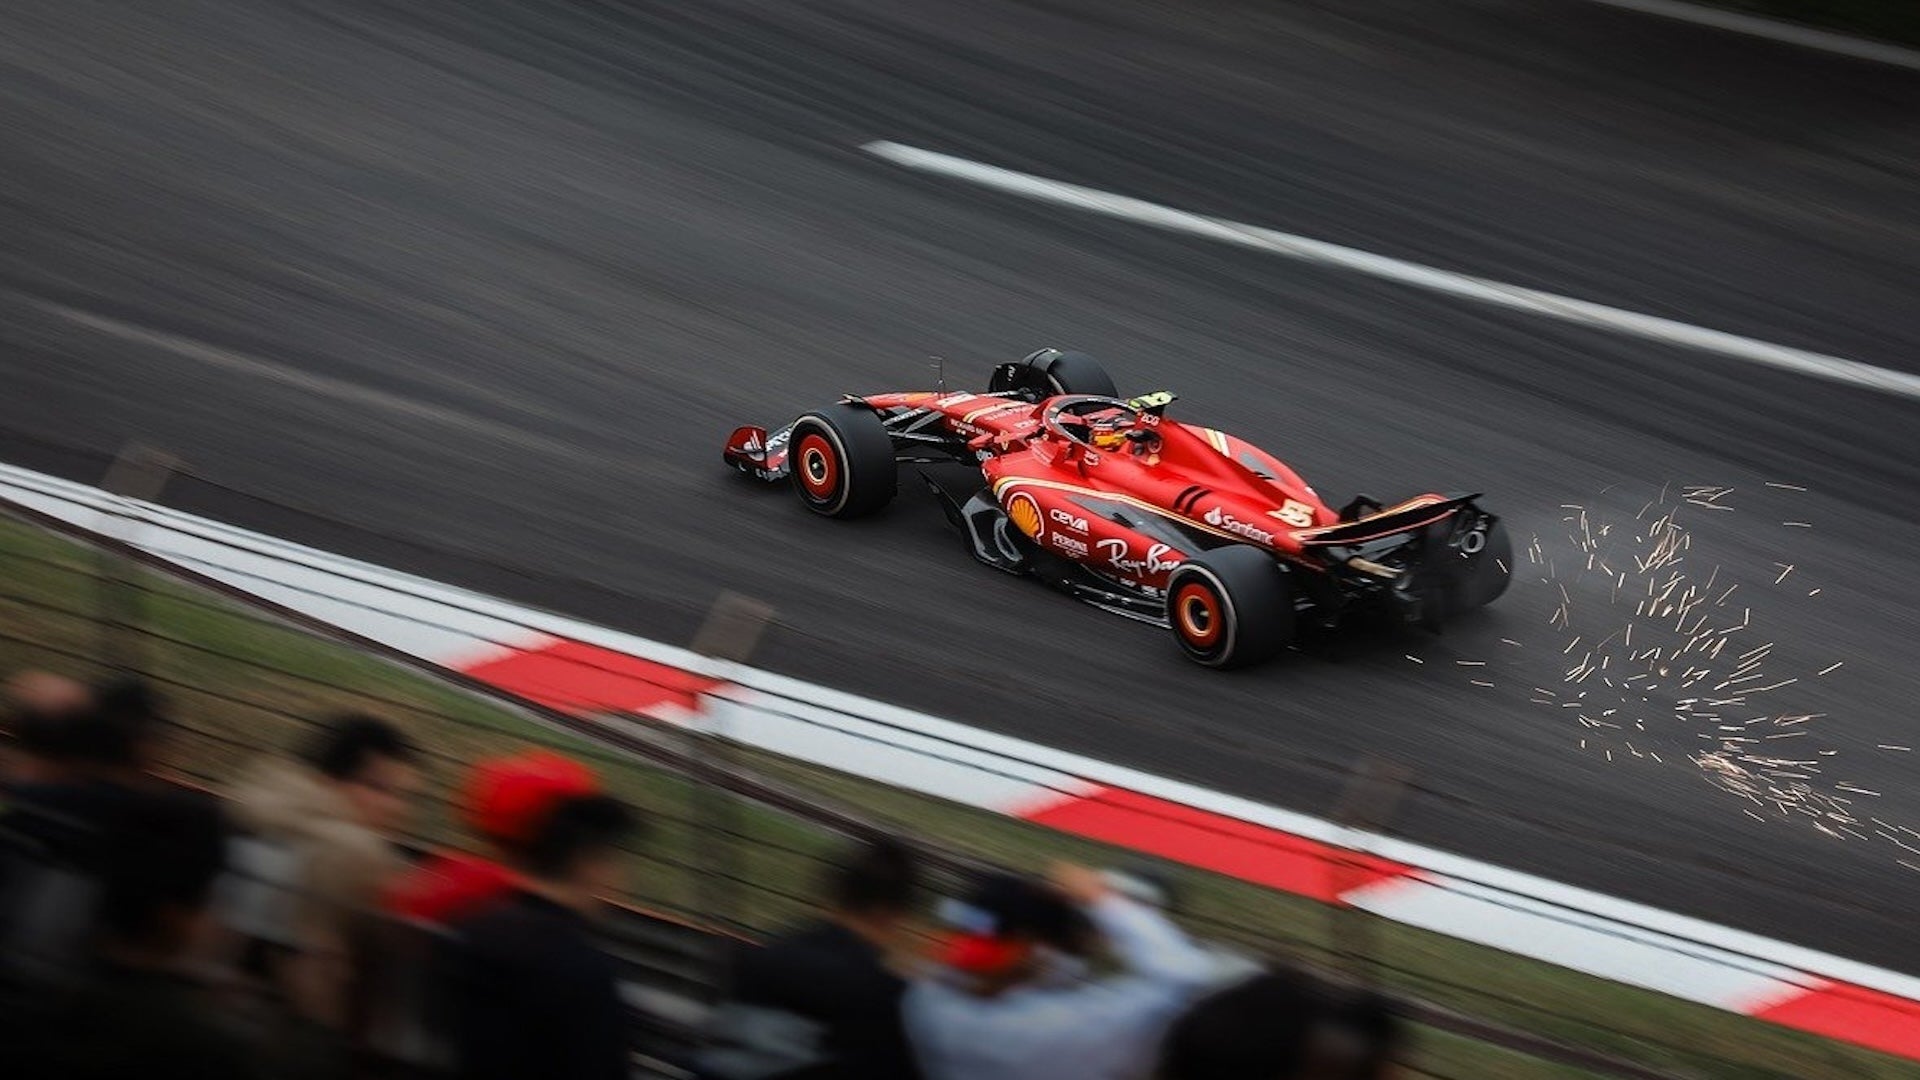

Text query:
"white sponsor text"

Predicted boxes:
[[1203, 506, 1276, 544], [1097, 538, 1181, 576], [1050, 508, 1089, 532], [1050, 534, 1090, 558]]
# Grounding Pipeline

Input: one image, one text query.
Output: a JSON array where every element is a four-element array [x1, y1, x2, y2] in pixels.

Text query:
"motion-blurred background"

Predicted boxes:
[[2, 1, 1918, 1077]]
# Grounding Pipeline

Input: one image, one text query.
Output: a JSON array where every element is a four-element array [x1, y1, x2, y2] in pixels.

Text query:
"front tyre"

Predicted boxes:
[[989, 348, 1118, 399], [1164, 546, 1296, 669], [788, 407, 896, 518]]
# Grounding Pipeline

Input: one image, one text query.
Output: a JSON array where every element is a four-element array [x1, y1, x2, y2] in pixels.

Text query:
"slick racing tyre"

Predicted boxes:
[[1164, 546, 1295, 669], [1450, 517, 1512, 614], [990, 348, 1118, 399], [789, 407, 896, 518]]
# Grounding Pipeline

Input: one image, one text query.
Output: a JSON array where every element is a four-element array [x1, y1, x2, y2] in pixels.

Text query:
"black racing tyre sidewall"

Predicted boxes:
[[1165, 546, 1295, 669], [788, 408, 897, 518], [1000, 348, 1118, 398], [1040, 350, 1118, 398], [1454, 518, 1513, 612]]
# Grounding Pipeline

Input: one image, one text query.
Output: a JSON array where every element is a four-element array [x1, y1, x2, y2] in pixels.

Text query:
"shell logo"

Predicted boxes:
[[1006, 492, 1044, 538]]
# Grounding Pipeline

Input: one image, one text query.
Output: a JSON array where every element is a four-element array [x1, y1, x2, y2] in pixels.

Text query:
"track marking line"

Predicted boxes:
[[26, 300, 603, 459], [864, 141, 1920, 404], [1584, 0, 1920, 71]]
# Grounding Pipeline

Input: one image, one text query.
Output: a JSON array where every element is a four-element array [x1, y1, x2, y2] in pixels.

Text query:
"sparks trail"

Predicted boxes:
[[1497, 481, 1915, 862]]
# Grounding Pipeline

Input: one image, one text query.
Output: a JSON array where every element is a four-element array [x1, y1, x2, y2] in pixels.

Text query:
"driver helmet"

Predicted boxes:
[[1087, 410, 1133, 452]]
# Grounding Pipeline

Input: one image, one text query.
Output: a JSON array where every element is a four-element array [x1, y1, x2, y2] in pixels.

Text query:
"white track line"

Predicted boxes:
[[1585, 0, 1920, 71], [864, 141, 1920, 404]]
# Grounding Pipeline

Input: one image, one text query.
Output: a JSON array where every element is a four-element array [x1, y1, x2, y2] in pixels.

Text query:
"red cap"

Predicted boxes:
[[939, 933, 1032, 975], [459, 750, 599, 846]]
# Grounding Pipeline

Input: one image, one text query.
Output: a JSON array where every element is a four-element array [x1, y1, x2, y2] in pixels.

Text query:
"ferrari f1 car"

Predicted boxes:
[[723, 349, 1510, 668]]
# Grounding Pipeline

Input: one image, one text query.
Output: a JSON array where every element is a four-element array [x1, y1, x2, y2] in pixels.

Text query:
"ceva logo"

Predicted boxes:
[[1049, 508, 1089, 532]]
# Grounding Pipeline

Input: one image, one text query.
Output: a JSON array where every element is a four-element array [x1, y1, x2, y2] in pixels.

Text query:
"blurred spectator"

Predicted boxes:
[[69, 676, 169, 789], [385, 749, 599, 924], [0, 676, 168, 992], [1157, 968, 1401, 1080], [1, 671, 92, 789], [4, 675, 166, 807], [2, 789, 266, 1080], [449, 792, 637, 1080], [227, 713, 421, 1029], [904, 864, 1217, 1080], [696, 834, 925, 1080]]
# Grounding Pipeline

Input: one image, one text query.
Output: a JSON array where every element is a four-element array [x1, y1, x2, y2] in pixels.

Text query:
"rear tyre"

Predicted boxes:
[[1450, 518, 1512, 613], [990, 348, 1118, 399], [1164, 546, 1296, 669], [788, 408, 896, 518]]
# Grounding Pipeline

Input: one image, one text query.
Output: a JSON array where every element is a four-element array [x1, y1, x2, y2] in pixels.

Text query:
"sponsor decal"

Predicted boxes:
[[1049, 507, 1089, 532], [1050, 534, 1090, 558], [766, 429, 790, 452], [1267, 498, 1316, 528], [1097, 538, 1181, 577], [963, 401, 1028, 425], [1006, 492, 1044, 539], [1203, 506, 1276, 545]]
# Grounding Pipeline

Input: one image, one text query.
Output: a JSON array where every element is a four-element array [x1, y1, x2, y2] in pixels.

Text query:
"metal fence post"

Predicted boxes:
[[95, 444, 177, 674], [686, 590, 776, 1003], [1327, 757, 1411, 989]]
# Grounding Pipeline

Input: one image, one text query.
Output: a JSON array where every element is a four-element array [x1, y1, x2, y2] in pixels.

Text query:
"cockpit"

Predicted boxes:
[[1042, 395, 1162, 460]]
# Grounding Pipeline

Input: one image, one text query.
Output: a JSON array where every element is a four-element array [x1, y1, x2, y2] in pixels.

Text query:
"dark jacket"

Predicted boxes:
[[2, 964, 265, 1080], [702, 920, 919, 1080], [0, 782, 182, 993], [449, 890, 627, 1080]]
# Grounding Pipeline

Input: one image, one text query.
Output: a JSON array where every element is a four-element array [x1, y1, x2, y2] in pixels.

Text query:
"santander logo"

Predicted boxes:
[[1202, 506, 1275, 545]]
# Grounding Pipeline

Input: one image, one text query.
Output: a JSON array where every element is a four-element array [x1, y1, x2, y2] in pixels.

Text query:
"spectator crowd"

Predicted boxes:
[[0, 669, 1399, 1080]]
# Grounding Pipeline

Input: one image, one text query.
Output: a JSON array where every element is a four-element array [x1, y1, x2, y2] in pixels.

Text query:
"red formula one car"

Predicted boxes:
[[724, 349, 1509, 668]]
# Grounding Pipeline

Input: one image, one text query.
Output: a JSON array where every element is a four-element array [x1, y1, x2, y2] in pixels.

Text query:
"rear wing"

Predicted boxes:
[[1293, 493, 1481, 546]]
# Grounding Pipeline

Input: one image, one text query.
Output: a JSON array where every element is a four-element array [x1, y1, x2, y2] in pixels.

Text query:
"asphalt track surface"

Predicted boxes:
[[3, 0, 1919, 970]]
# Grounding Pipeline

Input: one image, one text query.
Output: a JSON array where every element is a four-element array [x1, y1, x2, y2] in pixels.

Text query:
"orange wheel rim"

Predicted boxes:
[[796, 433, 838, 500], [1174, 582, 1222, 647]]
